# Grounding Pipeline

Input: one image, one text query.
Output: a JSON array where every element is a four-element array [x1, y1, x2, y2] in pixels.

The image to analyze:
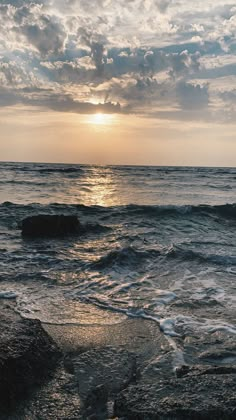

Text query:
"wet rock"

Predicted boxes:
[[199, 349, 236, 364], [69, 346, 137, 405], [175, 364, 236, 378], [0, 304, 61, 412], [85, 383, 109, 407], [13, 363, 82, 420], [114, 373, 236, 419], [21, 214, 81, 237], [183, 330, 236, 366]]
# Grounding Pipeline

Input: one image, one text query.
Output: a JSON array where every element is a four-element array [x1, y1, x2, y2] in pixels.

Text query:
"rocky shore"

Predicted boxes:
[[0, 301, 60, 416], [0, 299, 235, 419]]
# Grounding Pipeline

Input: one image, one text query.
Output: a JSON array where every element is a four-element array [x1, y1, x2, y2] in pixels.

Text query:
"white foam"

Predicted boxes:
[[151, 290, 177, 306], [0, 291, 17, 299], [159, 318, 181, 337]]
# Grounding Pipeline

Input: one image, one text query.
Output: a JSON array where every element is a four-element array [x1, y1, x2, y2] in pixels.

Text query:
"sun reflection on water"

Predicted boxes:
[[80, 166, 116, 207]]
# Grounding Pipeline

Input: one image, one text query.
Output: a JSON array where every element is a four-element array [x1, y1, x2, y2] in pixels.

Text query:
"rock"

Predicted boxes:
[[114, 373, 236, 419], [13, 363, 82, 419], [183, 330, 236, 366], [69, 346, 137, 405], [199, 349, 236, 364], [21, 214, 81, 237], [175, 364, 236, 378], [0, 303, 61, 413]]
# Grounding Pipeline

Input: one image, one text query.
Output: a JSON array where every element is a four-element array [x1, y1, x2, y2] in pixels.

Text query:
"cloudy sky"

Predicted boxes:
[[0, 0, 236, 165]]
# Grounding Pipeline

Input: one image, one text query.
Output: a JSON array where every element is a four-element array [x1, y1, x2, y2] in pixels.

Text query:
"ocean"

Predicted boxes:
[[0, 162, 235, 366]]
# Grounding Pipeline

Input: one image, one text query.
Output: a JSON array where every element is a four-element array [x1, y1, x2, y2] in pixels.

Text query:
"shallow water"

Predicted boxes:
[[0, 162, 235, 363]]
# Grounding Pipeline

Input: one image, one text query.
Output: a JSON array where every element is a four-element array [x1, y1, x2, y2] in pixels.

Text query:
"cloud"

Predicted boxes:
[[12, 5, 67, 56], [77, 28, 108, 76], [0, 0, 235, 121], [20, 19, 66, 56], [3, 1, 44, 5], [220, 89, 236, 103], [0, 60, 36, 87], [0, 86, 20, 106], [176, 81, 209, 110], [42, 97, 122, 114], [155, 0, 173, 14], [0, 80, 124, 115]]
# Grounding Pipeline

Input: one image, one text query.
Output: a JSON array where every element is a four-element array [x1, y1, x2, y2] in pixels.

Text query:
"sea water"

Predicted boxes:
[[0, 162, 235, 359]]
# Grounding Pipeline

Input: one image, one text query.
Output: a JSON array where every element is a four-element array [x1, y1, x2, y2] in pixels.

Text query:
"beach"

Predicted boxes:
[[0, 162, 235, 418], [1, 300, 235, 418]]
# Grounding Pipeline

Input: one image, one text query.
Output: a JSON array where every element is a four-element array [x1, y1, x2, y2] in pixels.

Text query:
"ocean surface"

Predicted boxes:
[[0, 162, 235, 363]]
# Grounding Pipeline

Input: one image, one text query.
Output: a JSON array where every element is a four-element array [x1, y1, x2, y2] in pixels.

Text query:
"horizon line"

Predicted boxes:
[[0, 160, 235, 170]]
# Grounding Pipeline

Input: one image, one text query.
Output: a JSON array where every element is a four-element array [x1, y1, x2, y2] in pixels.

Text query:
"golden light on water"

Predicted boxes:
[[81, 166, 116, 206]]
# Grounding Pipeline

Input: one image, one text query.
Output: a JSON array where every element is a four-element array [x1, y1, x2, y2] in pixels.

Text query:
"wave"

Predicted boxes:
[[208, 184, 232, 190], [83, 222, 112, 234], [0, 202, 236, 222], [123, 203, 236, 219], [91, 246, 160, 269], [91, 244, 236, 270], [167, 246, 236, 266], [0, 165, 84, 175], [38, 167, 84, 174], [0, 180, 53, 186]]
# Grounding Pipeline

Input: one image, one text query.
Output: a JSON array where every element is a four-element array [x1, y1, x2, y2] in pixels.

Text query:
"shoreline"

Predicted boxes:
[[1, 300, 235, 419]]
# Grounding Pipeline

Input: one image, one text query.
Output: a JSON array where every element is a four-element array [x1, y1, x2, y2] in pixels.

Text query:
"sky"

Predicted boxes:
[[0, 0, 236, 166]]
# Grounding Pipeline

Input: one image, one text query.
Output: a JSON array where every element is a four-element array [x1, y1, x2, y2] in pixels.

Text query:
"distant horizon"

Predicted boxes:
[[1, 160, 235, 170]]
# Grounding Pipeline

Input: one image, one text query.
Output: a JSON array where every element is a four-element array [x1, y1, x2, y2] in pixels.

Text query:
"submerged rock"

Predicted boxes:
[[21, 214, 81, 237], [0, 303, 61, 412], [114, 371, 236, 419]]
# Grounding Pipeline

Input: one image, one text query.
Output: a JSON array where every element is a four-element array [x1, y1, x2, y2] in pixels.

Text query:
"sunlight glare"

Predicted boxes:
[[88, 113, 114, 125]]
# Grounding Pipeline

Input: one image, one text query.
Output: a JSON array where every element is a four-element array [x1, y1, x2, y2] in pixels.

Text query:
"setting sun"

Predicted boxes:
[[88, 113, 114, 125]]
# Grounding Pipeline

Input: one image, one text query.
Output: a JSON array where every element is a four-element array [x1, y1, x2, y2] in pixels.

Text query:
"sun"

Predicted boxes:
[[93, 113, 107, 124], [88, 113, 114, 125]]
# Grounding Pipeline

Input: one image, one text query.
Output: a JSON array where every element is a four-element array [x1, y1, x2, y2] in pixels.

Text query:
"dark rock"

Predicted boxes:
[[85, 383, 109, 407], [183, 330, 236, 366], [175, 364, 236, 378], [70, 346, 137, 404], [21, 214, 81, 237], [13, 363, 82, 419], [199, 349, 236, 363], [114, 374, 236, 419], [0, 303, 61, 412]]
